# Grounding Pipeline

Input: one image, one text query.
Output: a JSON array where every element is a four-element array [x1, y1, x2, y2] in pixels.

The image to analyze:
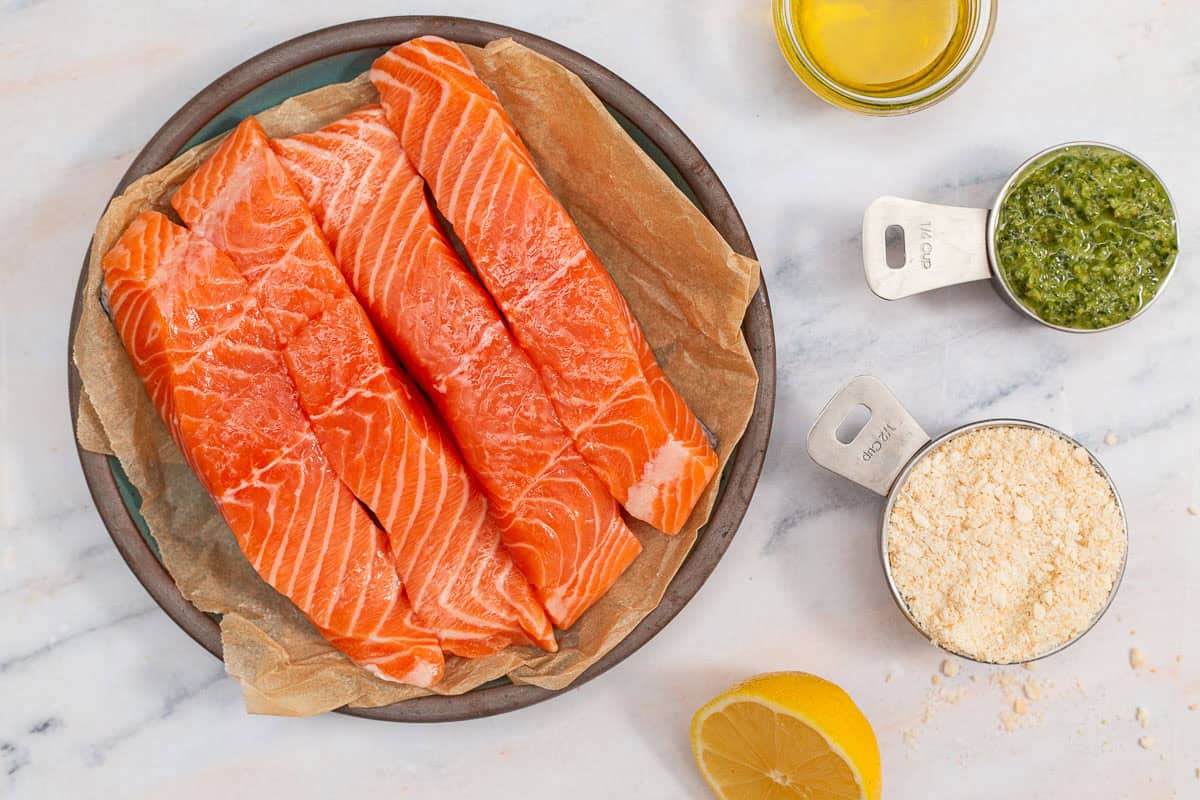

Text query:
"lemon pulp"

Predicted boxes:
[[691, 672, 881, 800]]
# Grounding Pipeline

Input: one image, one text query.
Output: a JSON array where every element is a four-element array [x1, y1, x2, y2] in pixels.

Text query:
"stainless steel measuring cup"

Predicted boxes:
[[862, 141, 1179, 333], [806, 375, 1128, 664]]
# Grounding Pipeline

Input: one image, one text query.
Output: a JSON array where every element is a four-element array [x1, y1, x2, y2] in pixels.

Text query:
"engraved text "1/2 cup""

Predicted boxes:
[[862, 422, 899, 462]]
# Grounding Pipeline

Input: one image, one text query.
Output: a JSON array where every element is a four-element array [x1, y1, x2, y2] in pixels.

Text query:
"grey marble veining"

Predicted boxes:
[[1, 1, 1198, 797]]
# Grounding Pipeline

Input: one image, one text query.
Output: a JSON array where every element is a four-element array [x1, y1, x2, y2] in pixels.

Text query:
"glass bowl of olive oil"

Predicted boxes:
[[773, 0, 997, 115]]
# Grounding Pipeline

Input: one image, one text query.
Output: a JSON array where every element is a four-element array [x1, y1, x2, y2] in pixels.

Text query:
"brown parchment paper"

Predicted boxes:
[[72, 40, 760, 716]]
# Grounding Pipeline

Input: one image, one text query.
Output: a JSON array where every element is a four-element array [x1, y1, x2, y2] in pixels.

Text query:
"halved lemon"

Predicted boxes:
[[690, 672, 881, 800]]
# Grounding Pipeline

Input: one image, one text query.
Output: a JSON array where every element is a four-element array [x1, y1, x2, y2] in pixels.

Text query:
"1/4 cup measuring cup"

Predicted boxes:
[[862, 141, 1179, 332], [806, 376, 1128, 664]]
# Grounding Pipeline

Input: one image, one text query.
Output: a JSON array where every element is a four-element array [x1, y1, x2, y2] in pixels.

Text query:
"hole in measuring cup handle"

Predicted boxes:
[[835, 403, 872, 444], [884, 225, 905, 269]]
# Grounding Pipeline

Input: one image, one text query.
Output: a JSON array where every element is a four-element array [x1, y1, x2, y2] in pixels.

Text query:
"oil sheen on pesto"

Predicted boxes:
[[994, 146, 1177, 330]]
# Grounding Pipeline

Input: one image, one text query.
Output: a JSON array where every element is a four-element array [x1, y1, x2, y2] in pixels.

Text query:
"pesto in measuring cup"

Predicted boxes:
[[993, 146, 1178, 330], [863, 142, 1179, 333]]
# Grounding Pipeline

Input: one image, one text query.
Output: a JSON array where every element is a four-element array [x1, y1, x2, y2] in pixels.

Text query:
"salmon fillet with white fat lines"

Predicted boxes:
[[172, 118, 555, 657], [102, 210, 445, 685], [371, 37, 720, 535], [273, 107, 643, 629]]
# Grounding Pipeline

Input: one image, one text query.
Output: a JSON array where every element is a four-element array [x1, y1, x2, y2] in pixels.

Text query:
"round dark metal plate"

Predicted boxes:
[[67, 16, 776, 722]]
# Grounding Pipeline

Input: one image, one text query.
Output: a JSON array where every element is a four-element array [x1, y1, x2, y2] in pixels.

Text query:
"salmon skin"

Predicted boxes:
[[371, 37, 720, 535], [102, 211, 445, 686], [172, 118, 554, 657], [273, 107, 643, 629]]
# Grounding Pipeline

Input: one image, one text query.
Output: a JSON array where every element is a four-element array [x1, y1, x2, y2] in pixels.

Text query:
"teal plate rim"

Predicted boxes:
[[67, 16, 776, 723]]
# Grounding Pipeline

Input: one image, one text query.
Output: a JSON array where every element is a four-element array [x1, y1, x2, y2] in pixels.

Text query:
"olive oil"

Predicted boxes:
[[794, 0, 971, 94], [773, 0, 995, 114]]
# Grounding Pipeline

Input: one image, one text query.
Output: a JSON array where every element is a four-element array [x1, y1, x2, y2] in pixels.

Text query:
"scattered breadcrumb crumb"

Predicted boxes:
[[1022, 661, 1038, 672], [1130, 628, 1137, 636], [1000, 711, 1019, 732], [1104, 432, 1119, 446], [941, 659, 960, 678], [931, 673, 941, 686], [1188, 505, 1199, 517], [1194, 767, 1199, 779], [1024, 681, 1042, 700], [1013, 698, 1028, 715], [1138, 736, 1154, 750], [1176, 655, 1183, 663], [887, 427, 1125, 663], [1136, 706, 1150, 729], [1130, 648, 1146, 670], [885, 673, 893, 684], [1188, 703, 1198, 712], [942, 688, 965, 705]]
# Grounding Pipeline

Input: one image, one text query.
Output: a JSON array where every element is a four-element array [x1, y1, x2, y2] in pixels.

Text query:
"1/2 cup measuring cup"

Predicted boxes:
[[862, 141, 1179, 332], [806, 376, 1128, 664]]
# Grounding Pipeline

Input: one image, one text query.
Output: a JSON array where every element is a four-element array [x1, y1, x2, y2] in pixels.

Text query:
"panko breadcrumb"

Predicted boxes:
[[886, 425, 1125, 663]]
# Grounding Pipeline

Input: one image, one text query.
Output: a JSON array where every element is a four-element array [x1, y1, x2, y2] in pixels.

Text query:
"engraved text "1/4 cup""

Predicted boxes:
[[920, 221, 933, 269]]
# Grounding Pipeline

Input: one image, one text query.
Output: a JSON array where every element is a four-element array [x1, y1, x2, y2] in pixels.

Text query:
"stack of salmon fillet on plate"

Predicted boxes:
[[101, 36, 719, 687]]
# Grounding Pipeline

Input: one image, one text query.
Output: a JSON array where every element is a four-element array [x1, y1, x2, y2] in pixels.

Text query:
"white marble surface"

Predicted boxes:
[[2, 1, 1198, 797]]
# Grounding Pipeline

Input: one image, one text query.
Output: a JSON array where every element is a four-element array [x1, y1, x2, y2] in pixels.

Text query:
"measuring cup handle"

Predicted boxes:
[[806, 376, 931, 496], [862, 196, 992, 300]]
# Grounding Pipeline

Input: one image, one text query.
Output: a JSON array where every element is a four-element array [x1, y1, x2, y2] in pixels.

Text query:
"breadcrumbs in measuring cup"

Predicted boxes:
[[886, 426, 1126, 663]]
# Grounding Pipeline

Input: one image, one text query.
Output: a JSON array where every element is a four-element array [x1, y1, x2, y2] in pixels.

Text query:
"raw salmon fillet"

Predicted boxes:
[[102, 211, 444, 686], [273, 107, 643, 628], [371, 37, 720, 535], [172, 118, 554, 657]]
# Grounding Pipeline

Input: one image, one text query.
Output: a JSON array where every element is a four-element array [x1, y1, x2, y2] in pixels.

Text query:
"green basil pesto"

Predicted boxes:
[[994, 145, 1177, 330]]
